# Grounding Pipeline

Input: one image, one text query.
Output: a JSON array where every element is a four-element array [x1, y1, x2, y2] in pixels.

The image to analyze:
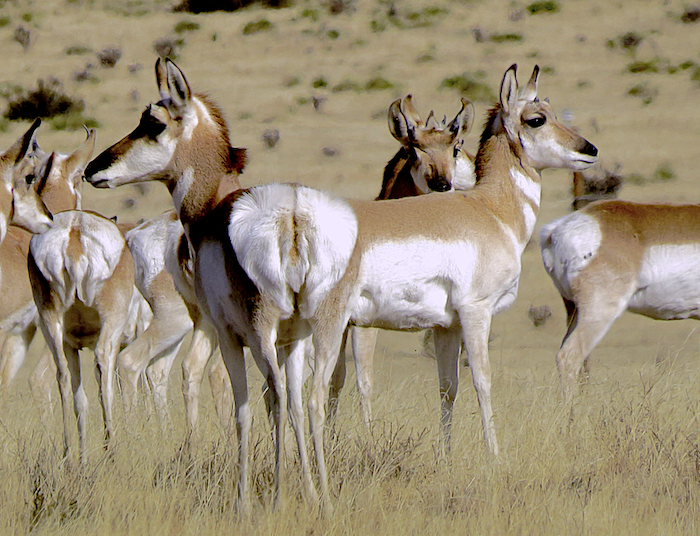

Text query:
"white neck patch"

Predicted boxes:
[[173, 166, 195, 217]]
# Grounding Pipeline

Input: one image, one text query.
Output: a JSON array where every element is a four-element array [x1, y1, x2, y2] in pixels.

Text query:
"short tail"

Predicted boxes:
[[229, 183, 358, 318]]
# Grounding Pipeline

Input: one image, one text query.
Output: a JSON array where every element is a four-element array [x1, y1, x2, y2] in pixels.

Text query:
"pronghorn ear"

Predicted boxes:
[[401, 94, 423, 126], [518, 65, 539, 102], [3, 118, 41, 166], [35, 151, 56, 192], [388, 98, 416, 145], [448, 98, 475, 138], [165, 59, 192, 112], [500, 64, 519, 115], [65, 127, 96, 179], [155, 58, 169, 101]]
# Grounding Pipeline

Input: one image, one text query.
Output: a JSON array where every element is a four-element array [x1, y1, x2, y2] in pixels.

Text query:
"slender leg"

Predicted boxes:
[[145, 341, 183, 425], [433, 325, 462, 456], [217, 331, 251, 515], [284, 337, 319, 503], [459, 308, 498, 457], [94, 325, 122, 449], [327, 327, 348, 424], [0, 325, 36, 393], [182, 318, 218, 440], [207, 350, 233, 435], [556, 285, 633, 400], [29, 347, 57, 422], [351, 326, 377, 426]]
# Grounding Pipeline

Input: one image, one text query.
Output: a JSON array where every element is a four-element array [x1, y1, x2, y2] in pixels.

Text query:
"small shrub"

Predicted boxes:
[[312, 77, 327, 88], [65, 45, 92, 56], [652, 162, 676, 182], [283, 76, 300, 88], [439, 72, 495, 102], [610, 31, 643, 53], [174, 20, 200, 33], [489, 32, 523, 43], [329, 0, 354, 15], [627, 60, 659, 73], [153, 37, 181, 59], [527, 1, 560, 14], [242, 19, 273, 35], [13, 26, 31, 51], [365, 77, 393, 91], [327, 29, 340, 39], [301, 8, 319, 21], [173, 0, 289, 12], [0, 16, 10, 27], [97, 47, 122, 68], [370, 19, 386, 32], [627, 83, 657, 105], [680, 6, 700, 23], [332, 79, 361, 92], [21, 12, 32, 22], [4, 78, 84, 121]]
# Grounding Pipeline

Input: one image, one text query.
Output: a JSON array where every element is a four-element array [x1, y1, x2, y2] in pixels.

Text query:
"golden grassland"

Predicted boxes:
[[1, 0, 700, 533]]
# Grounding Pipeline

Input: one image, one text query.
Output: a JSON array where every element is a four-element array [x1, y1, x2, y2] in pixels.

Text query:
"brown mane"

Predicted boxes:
[[195, 92, 247, 175]]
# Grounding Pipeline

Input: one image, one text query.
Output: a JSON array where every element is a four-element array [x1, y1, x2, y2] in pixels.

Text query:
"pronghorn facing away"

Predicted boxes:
[[28, 206, 136, 463], [333, 94, 476, 425], [84, 59, 327, 511], [293, 63, 597, 502], [541, 198, 700, 398], [0, 128, 95, 397]]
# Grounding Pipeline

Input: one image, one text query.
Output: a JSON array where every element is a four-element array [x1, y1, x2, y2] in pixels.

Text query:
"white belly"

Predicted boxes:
[[628, 244, 700, 320], [350, 239, 478, 330]]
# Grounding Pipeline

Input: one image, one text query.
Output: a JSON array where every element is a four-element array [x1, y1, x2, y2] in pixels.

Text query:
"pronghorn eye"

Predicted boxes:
[[25, 173, 35, 185], [524, 116, 546, 128]]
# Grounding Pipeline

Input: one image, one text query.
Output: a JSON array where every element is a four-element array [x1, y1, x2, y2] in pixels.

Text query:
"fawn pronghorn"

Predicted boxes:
[[333, 94, 476, 425], [27, 165, 138, 463], [0, 127, 95, 397], [540, 193, 700, 399], [84, 59, 329, 510]]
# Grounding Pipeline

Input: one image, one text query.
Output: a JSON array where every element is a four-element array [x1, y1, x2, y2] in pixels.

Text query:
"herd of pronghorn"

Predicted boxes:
[[0, 58, 695, 513]]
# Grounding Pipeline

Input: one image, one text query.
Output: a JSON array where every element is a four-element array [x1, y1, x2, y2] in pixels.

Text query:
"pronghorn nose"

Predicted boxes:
[[431, 179, 451, 192], [580, 140, 598, 157]]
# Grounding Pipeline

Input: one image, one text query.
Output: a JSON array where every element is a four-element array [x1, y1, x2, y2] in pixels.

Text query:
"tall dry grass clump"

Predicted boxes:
[[0, 355, 698, 535]]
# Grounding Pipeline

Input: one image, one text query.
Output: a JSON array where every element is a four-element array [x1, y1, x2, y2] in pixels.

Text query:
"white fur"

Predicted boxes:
[[629, 244, 700, 320], [540, 211, 602, 301], [452, 152, 476, 190], [91, 138, 176, 187], [173, 167, 194, 217], [0, 211, 7, 248], [229, 184, 358, 319], [29, 211, 126, 307], [510, 168, 541, 208], [351, 239, 478, 330], [126, 214, 169, 295]]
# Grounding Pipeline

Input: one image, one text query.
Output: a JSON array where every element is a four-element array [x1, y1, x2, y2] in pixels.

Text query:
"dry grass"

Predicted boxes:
[[1, 355, 698, 535]]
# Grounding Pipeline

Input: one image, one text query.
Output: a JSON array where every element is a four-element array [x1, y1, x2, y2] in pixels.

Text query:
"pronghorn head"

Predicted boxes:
[[36, 127, 96, 212], [85, 58, 245, 193], [488, 64, 598, 172], [0, 119, 53, 237], [388, 95, 475, 194]]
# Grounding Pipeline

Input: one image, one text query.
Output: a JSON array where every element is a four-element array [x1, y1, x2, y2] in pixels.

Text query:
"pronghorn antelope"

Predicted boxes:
[[84, 59, 326, 510], [28, 194, 137, 463], [540, 196, 700, 399], [0, 128, 95, 397], [289, 63, 596, 504], [332, 94, 476, 425], [118, 210, 233, 432]]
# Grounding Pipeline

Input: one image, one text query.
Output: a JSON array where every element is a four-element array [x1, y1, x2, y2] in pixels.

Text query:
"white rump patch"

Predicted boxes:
[[29, 211, 126, 307], [229, 183, 358, 318], [126, 213, 169, 296], [539, 211, 602, 300]]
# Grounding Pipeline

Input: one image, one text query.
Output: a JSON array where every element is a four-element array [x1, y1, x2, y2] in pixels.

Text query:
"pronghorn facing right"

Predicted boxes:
[[298, 64, 597, 501], [541, 196, 700, 399], [334, 94, 476, 425]]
